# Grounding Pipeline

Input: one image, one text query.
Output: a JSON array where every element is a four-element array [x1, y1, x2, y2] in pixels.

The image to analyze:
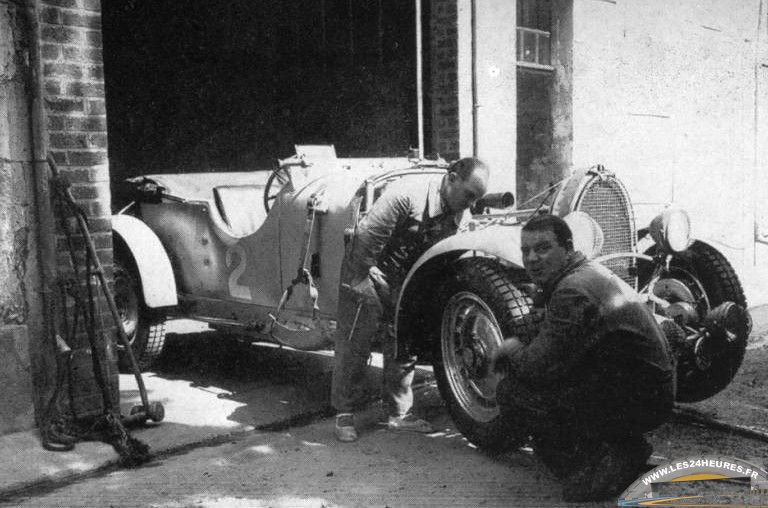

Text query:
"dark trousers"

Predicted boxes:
[[495, 368, 673, 475]]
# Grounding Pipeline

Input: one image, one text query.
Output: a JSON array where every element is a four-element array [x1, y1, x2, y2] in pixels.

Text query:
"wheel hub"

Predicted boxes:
[[689, 301, 748, 370], [665, 301, 698, 327], [113, 264, 139, 345], [458, 339, 489, 376], [654, 278, 695, 304]]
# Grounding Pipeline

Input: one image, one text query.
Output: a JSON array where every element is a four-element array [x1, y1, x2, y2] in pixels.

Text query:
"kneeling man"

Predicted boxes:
[[493, 214, 675, 502]]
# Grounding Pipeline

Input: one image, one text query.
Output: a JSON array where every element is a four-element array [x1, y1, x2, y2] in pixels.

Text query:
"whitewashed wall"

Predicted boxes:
[[456, 0, 518, 193], [570, 0, 766, 282]]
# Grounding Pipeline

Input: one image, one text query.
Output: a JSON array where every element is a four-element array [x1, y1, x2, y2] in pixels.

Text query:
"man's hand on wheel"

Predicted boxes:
[[492, 336, 524, 375]]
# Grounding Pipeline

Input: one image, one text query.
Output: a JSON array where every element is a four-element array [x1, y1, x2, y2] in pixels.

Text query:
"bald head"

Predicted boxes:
[[450, 157, 489, 181], [442, 157, 489, 213]]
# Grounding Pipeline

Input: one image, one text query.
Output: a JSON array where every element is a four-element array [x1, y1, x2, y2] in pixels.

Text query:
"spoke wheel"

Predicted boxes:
[[433, 258, 538, 450], [441, 292, 504, 423]]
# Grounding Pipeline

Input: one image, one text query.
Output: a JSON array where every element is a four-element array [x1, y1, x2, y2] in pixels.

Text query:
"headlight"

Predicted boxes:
[[563, 211, 604, 260], [650, 208, 692, 252]]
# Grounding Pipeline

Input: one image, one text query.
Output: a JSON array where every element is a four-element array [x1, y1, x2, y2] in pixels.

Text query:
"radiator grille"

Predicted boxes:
[[576, 178, 636, 287]]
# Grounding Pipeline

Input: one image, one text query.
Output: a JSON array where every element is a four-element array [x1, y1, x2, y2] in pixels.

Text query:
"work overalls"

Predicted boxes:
[[331, 184, 462, 417]]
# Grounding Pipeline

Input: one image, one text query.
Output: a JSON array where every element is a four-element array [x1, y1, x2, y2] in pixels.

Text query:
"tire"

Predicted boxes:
[[640, 240, 748, 402], [113, 256, 167, 371], [433, 257, 537, 449]]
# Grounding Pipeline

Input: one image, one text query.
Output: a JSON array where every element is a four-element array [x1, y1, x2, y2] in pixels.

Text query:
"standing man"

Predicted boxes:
[[493, 214, 675, 502], [332, 157, 489, 442]]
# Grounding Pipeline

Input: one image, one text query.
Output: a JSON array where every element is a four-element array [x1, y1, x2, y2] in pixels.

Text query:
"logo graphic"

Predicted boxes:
[[618, 455, 768, 506]]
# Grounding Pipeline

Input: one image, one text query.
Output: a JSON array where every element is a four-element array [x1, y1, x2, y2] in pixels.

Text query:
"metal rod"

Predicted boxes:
[[753, 0, 766, 265], [347, 302, 363, 342], [674, 405, 768, 444], [415, 0, 424, 159]]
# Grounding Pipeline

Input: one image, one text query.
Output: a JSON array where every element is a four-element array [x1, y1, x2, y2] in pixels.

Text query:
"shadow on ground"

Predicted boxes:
[[154, 330, 335, 424], [119, 327, 435, 454]]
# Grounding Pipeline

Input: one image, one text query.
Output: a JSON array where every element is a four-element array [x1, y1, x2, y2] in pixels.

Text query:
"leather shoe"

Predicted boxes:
[[334, 413, 358, 442], [387, 414, 434, 433]]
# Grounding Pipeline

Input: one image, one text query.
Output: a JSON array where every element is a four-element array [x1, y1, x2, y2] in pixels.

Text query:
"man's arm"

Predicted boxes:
[[499, 286, 600, 386], [348, 186, 414, 278]]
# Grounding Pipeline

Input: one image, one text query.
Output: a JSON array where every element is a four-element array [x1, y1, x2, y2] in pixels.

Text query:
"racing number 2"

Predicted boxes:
[[226, 245, 252, 300]]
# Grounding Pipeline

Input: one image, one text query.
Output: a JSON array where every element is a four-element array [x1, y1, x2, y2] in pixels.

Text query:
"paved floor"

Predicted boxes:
[[4, 391, 606, 508], [0, 322, 333, 496], [0, 321, 426, 498], [4, 292, 768, 500]]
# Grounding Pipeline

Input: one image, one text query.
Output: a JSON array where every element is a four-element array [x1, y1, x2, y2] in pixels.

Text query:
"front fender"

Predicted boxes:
[[395, 225, 524, 334], [112, 214, 178, 308]]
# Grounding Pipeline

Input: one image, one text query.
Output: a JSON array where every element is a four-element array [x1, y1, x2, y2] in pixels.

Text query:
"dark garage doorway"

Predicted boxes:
[[102, 0, 421, 183]]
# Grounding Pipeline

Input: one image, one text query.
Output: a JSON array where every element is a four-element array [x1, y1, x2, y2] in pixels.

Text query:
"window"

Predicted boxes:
[[516, 0, 557, 206], [516, 0, 553, 70]]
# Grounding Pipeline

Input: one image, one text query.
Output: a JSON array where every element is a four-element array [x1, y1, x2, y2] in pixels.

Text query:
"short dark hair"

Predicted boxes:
[[522, 214, 573, 250], [449, 157, 489, 181]]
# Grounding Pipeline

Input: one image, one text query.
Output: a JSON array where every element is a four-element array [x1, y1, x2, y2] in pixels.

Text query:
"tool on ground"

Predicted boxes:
[[46, 154, 160, 465], [40, 334, 77, 451]]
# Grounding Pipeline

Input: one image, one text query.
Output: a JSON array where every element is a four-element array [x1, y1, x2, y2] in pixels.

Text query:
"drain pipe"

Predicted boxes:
[[470, 0, 478, 157], [25, 0, 59, 417], [415, 0, 424, 159]]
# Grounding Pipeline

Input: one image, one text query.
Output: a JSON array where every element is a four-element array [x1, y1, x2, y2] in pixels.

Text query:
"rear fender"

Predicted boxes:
[[395, 226, 524, 341], [112, 214, 178, 308]]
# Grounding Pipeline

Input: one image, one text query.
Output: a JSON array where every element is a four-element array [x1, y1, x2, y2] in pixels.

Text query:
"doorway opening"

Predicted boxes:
[[515, 0, 559, 207], [101, 0, 420, 183]]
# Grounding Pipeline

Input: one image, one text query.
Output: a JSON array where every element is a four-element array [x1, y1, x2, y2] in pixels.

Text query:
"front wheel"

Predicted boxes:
[[640, 241, 749, 402], [433, 258, 537, 449], [113, 256, 167, 371]]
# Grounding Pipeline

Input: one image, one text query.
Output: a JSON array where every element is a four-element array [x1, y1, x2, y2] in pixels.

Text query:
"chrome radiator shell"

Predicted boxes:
[[551, 166, 637, 287]]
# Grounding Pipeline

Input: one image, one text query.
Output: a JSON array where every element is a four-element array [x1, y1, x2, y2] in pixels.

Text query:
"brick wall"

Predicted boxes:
[[39, 0, 117, 417], [429, 0, 460, 160]]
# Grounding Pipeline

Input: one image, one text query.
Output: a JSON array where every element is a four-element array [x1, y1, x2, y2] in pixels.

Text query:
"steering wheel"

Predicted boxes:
[[263, 163, 291, 213]]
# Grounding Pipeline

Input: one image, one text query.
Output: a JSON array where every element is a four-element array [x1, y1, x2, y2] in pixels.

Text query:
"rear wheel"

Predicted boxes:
[[113, 255, 167, 371], [433, 258, 537, 449]]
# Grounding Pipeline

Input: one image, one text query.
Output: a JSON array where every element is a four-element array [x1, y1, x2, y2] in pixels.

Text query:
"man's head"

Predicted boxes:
[[441, 157, 489, 213], [521, 214, 574, 286]]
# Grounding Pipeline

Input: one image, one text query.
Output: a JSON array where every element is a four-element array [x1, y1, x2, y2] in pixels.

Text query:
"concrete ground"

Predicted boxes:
[[3, 285, 768, 503], [0, 320, 343, 498], [2, 389, 598, 508]]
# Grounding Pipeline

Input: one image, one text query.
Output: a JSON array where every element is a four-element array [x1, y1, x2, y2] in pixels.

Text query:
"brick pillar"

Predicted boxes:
[[39, 0, 118, 417]]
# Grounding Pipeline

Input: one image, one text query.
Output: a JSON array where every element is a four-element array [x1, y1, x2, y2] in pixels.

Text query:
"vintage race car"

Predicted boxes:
[[112, 145, 750, 448]]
